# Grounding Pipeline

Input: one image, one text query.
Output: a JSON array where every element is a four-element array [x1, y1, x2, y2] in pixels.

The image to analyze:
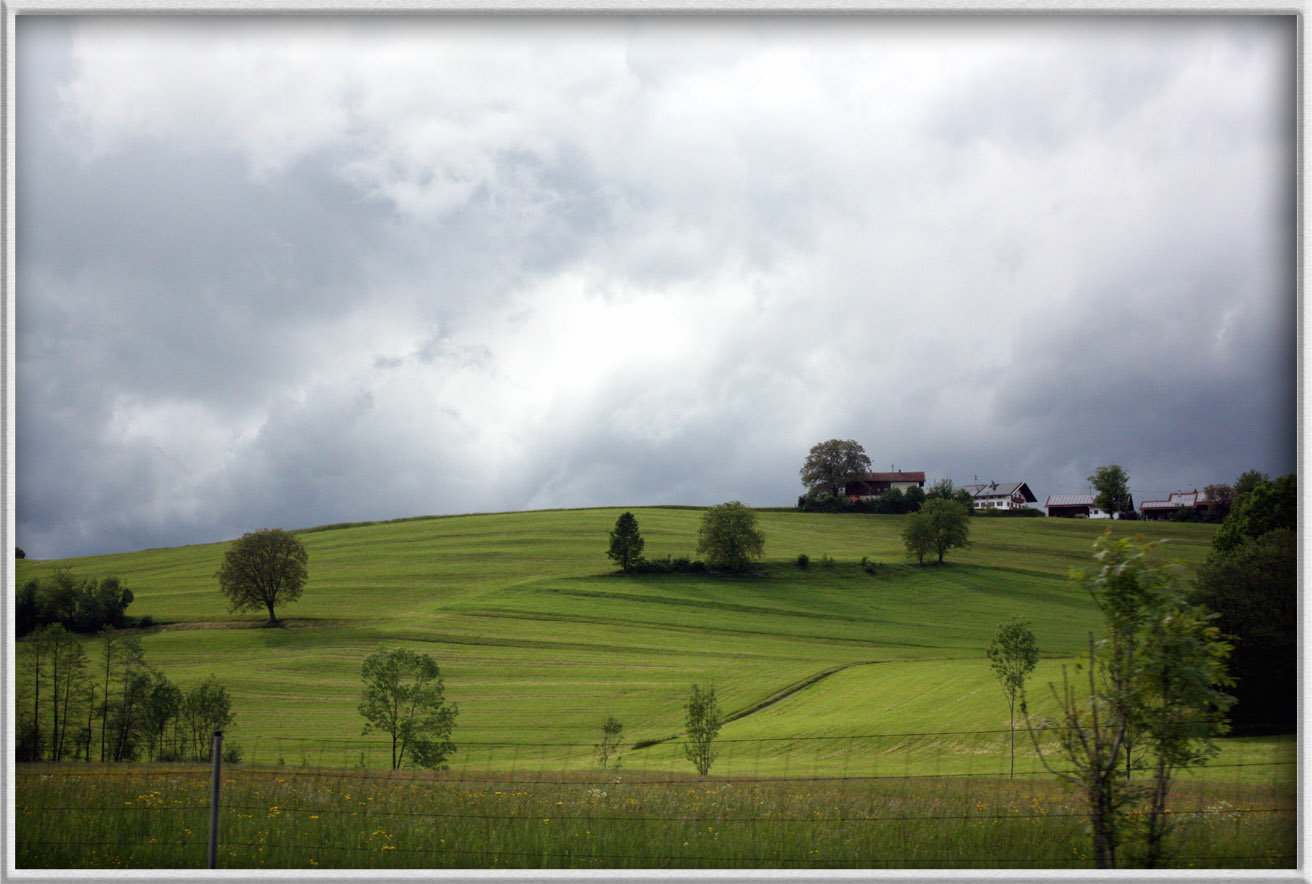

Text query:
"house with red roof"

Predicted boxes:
[[843, 471, 926, 501]]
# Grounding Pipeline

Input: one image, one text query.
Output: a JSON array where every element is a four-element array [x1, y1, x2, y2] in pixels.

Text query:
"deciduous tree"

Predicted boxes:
[[683, 683, 722, 776], [1024, 532, 1233, 868], [596, 715, 624, 770], [901, 499, 971, 564], [359, 647, 458, 770], [987, 617, 1039, 777], [215, 529, 309, 625], [696, 502, 765, 572], [800, 439, 872, 499], [1088, 465, 1132, 518]]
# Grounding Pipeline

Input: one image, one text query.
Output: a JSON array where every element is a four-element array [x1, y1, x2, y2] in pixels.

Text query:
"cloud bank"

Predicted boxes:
[[16, 15, 1296, 558]]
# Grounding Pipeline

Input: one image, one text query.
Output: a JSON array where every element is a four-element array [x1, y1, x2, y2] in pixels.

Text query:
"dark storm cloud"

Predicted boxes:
[[13, 15, 1297, 559]]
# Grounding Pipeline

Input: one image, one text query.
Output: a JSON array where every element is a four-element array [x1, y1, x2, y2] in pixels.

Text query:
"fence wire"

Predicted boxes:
[[15, 728, 1297, 872]]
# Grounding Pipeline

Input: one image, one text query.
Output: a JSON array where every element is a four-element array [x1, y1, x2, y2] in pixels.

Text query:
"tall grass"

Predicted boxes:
[[16, 760, 1294, 870]]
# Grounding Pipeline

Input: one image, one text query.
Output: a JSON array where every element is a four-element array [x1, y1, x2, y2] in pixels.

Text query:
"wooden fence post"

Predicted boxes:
[[208, 729, 224, 869]]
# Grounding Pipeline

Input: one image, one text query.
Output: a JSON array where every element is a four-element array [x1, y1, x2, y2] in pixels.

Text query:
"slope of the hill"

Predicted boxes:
[[15, 508, 1236, 775]]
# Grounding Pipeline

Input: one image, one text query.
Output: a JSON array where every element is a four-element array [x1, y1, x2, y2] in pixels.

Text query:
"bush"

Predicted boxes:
[[222, 743, 244, 765], [795, 554, 809, 569], [819, 554, 835, 569], [630, 556, 707, 575]]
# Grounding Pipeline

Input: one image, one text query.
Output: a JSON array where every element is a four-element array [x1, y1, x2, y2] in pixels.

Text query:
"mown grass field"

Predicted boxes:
[[13, 507, 1295, 868]]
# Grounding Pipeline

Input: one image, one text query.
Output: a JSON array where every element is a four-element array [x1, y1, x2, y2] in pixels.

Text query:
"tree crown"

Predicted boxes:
[[696, 502, 765, 572], [800, 439, 872, 497], [214, 529, 309, 622]]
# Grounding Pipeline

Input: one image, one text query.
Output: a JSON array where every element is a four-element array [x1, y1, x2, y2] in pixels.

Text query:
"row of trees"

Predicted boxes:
[[608, 503, 766, 574], [16, 571, 137, 637], [17, 626, 234, 763]]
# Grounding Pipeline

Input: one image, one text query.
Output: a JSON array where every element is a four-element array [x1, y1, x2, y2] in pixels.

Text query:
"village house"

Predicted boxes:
[[843, 471, 926, 501], [1045, 493, 1115, 519], [1139, 490, 1225, 521], [961, 482, 1037, 511]]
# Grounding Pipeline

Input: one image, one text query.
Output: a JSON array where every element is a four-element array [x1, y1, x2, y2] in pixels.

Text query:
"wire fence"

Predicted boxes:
[[15, 728, 1298, 871]]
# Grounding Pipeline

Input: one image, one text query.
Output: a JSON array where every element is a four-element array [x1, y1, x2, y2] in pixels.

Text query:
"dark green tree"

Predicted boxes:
[[987, 617, 1039, 777], [696, 502, 765, 572], [607, 512, 645, 573], [683, 683, 722, 776], [1231, 469, 1269, 499], [359, 647, 458, 770], [901, 499, 971, 564], [1210, 473, 1295, 554], [1192, 522, 1295, 734], [1088, 465, 1132, 518], [215, 528, 309, 625], [800, 439, 871, 499]]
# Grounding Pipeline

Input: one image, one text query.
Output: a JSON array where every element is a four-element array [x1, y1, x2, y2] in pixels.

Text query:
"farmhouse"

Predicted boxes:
[[1045, 493, 1111, 519], [844, 471, 926, 501], [961, 482, 1037, 511], [1139, 489, 1224, 521]]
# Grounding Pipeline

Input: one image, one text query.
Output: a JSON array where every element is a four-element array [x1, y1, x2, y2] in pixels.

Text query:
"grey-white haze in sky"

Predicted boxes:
[[15, 15, 1296, 559]]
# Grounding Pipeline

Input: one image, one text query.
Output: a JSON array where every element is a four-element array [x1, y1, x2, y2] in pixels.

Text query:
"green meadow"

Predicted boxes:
[[14, 508, 1295, 868]]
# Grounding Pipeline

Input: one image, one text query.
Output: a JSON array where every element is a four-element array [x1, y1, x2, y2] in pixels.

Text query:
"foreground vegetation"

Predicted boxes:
[[16, 760, 1294, 870]]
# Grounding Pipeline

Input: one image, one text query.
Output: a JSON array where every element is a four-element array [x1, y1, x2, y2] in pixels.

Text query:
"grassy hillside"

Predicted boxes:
[[18, 508, 1272, 780]]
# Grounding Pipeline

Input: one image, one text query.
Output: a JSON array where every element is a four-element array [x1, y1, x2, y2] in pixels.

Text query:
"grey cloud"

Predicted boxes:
[[14, 15, 1296, 559]]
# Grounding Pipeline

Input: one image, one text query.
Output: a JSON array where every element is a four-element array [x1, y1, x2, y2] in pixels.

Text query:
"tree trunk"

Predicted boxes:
[[266, 599, 278, 624]]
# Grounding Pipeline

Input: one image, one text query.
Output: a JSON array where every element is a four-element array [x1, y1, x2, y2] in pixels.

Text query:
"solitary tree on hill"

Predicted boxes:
[[902, 499, 971, 564], [800, 439, 872, 499], [215, 529, 309, 625], [697, 502, 766, 572], [683, 683, 722, 776], [607, 512, 645, 573], [359, 647, 458, 770]]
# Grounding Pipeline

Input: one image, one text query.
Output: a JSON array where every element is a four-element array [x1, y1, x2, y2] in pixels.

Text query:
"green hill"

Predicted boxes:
[[19, 508, 1270, 778]]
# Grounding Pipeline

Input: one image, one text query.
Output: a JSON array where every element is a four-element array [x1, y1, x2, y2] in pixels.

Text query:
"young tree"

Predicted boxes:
[[181, 676, 236, 761], [359, 647, 458, 770], [215, 528, 309, 625], [141, 672, 184, 761], [800, 439, 872, 499], [901, 513, 935, 565], [901, 499, 971, 564], [1088, 465, 1132, 518], [45, 626, 89, 762], [596, 715, 624, 770], [99, 632, 144, 762], [1024, 532, 1233, 868], [987, 617, 1039, 777], [683, 683, 722, 776], [696, 502, 765, 572], [607, 512, 645, 573]]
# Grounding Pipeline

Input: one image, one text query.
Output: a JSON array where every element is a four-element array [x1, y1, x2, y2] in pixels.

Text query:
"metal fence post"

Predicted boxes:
[[208, 729, 224, 869]]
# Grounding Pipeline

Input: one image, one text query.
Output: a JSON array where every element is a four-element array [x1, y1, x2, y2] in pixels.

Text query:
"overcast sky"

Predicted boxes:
[[15, 14, 1296, 560]]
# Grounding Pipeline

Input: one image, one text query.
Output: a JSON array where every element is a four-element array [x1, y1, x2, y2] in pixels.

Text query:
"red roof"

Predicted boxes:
[[857, 472, 926, 483]]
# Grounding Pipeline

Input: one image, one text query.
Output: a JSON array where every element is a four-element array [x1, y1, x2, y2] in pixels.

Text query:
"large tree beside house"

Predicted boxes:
[[800, 439, 872, 499], [1087, 465, 1132, 519]]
